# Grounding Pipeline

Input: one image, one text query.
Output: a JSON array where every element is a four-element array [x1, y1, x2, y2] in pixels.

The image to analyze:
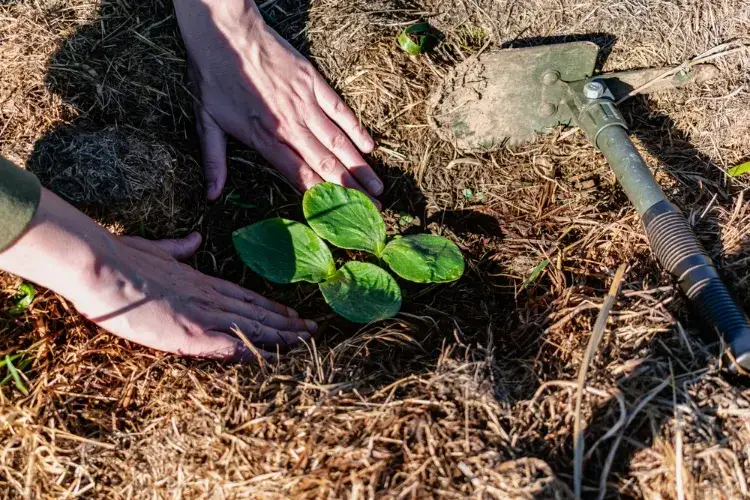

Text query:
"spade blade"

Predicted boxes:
[[427, 42, 599, 151]]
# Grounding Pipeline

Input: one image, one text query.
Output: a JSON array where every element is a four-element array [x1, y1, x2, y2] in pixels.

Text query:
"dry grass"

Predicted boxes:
[[2, 0, 750, 498], [27, 126, 199, 233]]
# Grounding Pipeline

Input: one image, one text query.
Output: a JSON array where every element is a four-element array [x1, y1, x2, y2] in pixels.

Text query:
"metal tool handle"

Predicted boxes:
[[642, 200, 750, 366], [565, 82, 750, 372], [597, 124, 750, 372]]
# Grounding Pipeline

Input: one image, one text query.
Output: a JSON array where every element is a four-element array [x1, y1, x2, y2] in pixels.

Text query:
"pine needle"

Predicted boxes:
[[573, 264, 627, 499]]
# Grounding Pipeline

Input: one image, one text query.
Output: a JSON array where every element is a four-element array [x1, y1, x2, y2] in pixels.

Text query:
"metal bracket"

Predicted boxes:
[[593, 64, 719, 100], [562, 80, 627, 149]]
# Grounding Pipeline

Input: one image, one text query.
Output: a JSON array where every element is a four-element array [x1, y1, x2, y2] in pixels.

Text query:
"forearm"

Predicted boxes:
[[0, 188, 115, 301], [173, 0, 263, 20], [172, 0, 266, 50]]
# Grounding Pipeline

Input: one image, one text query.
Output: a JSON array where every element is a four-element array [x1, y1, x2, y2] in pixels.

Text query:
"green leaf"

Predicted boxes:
[[226, 193, 257, 209], [0, 353, 22, 369], [233, 218, 336, 284], [520, 258, 550, 292], [397, 21, 442, 55], [728, 161, 750, 177], [398, 212, 415, 227], [4, 355, 28, 395], [382, 234, 464, 283], [319, 262, 402, 323], [9, 283, 36, 315], [1, 357, 31, 394], [462, 188, 484, 202], [398, 31, 423, 55], [303, 183, 386, 256]]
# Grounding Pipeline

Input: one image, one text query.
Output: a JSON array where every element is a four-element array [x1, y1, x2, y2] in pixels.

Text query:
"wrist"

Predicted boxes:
[[173, 0, 266, 40], [0, 189, 119, 301]]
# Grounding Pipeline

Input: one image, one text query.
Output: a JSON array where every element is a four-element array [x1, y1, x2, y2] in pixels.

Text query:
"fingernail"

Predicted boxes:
[[288, 308, 299, 318], [306, 320, 318, 332], [368, 179, 383, 195]]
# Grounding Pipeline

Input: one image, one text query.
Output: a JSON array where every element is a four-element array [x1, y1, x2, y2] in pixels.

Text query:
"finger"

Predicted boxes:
[[120, 235, 171, 259], [306, 108, 383, 196], [180, 330, 276, 363], [211, 313, 312, 348], [209, 278, 299, 317], [313, 76, 375, 154], [90, 300, 274, 362], [292, 131, 368, 193], [196, 107, 228, 200], [120, 234, 202, 261], [253, 137, 323, 192], [217, 296, 316, 332], [148, 232, 203, 261]]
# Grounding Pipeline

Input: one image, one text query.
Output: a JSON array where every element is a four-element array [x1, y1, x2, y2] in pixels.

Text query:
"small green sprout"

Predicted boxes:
[[226, 192, 257, 209], [1, 354, 30, 395], [520, 259, 550, 293], [8, 283, 36, 316], [398, 212, 415, 227], [232, 183, 464, 323], [397, 21, 442, 55], [463, 188, 484, 202], [728, 161, 750, 177]]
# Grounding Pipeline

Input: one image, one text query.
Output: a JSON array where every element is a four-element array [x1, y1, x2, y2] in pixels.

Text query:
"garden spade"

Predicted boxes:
[[428, 41, 750, 373]]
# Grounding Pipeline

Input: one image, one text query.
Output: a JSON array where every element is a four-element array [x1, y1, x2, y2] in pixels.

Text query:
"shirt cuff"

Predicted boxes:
[[0, 156, 41, 252]]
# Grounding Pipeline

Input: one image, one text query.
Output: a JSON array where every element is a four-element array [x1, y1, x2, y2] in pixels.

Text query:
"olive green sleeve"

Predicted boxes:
[[0, 156, 41, 252]]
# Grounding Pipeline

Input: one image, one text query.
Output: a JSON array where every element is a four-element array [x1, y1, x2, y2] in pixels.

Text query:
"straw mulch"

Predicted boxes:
[[1, 0, 750, 497]]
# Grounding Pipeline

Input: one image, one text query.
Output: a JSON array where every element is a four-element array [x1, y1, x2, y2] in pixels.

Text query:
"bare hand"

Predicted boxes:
[[75, 232, 316, 361], [174, 0, 382, 200], [0, 180, 316, 362]]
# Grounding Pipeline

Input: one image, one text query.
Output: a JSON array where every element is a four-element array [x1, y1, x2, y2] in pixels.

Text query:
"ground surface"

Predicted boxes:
[[1, 0, 750, 498]]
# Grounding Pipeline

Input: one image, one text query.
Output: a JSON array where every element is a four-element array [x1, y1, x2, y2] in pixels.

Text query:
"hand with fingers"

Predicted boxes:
[[173, 0, 383, 202], [0, 188, 316, 362], [88, 232, 317, 361]]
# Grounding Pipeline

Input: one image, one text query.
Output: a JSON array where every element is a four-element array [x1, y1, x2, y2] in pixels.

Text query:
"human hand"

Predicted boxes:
[[76, 232, 316, 361], [174, 0, 383, 201], [0, 189, 316, 361]]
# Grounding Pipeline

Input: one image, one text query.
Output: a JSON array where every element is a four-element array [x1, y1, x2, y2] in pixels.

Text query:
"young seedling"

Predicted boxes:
[[8, 283, 35, 316], [233, 183, 464, 323]]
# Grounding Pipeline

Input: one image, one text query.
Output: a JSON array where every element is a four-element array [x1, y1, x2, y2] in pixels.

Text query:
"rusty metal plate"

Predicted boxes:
[[427, 42, 599, 150]]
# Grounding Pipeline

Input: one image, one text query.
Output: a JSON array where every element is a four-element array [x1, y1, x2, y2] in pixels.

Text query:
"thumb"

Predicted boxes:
[[196, 107, 227, 201], [150, 232, 203, 261]]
